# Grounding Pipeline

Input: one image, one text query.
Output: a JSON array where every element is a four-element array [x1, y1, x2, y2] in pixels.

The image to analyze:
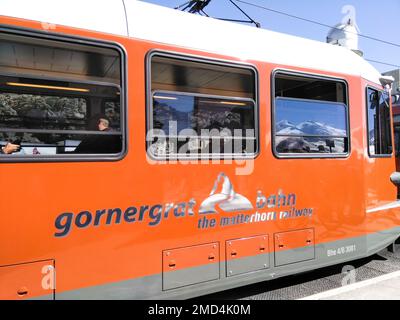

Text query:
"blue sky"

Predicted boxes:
[[140, 0, 400, 74]]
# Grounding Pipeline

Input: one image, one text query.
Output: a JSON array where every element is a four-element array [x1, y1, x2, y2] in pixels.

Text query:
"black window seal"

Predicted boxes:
[[271, 68, 351, 159], [145, 49, 260, 161], [0, 25, 127, 163], [366, 85, 393, 158]]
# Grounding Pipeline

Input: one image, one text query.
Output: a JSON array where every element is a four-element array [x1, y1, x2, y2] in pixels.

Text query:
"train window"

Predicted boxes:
[[367, 88, 393, 156], [148, 54, 257, 159], [0, 32, 124, 159], [273, 73, 349, 156]]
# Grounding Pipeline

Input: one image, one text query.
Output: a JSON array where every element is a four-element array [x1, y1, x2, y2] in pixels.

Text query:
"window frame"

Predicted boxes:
[[395, 127, 400, 157], [0, 26, 127, 163], [271, 69, 350, 159], [146, 50, 260, 161], [365, 86, 393, 158]]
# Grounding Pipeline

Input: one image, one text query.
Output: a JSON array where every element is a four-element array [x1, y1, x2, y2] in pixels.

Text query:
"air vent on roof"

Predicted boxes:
[[327, 18, 363, 57]]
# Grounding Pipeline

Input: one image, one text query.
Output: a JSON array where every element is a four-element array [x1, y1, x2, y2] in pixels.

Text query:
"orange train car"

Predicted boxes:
[[0, 0, 399, 299]]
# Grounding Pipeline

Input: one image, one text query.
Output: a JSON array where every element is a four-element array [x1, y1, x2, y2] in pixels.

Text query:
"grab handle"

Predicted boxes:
[[390, 172, 400, 186]]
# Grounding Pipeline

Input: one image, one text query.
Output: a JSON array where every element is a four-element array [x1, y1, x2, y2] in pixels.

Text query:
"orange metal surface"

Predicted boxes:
[[0, 260, 54, 300], [0, 14, 398, 299], [226, 235, 269, 261], [274, 229, 314, 252], [163, 243, 219, 273]]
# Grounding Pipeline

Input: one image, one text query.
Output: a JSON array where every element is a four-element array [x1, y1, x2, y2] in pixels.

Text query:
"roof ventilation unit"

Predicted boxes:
[[327, 17, 363, 57]]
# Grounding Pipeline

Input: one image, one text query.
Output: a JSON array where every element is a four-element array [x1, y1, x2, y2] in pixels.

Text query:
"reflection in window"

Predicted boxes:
[[275, 98, 347, 154], [0, 32, 123, 157], [0, 84, 122, 155], [367, 88, 392, 155], [0, 92, 87, 155], [0, 93, 87, 130], [274, 73, 348, 155], [149, 54, 257, 158], [104, 101, 121, 130], [151, 92, 256, 156]]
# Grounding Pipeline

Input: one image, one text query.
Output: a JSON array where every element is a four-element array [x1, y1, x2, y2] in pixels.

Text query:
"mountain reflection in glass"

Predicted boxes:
[[275, 97, 348, 154]]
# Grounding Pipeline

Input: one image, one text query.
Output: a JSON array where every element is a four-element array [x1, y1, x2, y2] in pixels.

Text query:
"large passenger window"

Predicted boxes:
[[367, 88, 393, 156], [148, 54, 257, 159], [0, 32, 123, 158], [273, 73, 348, 156]]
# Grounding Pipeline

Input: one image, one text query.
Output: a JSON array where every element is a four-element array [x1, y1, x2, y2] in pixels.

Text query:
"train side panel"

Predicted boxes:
[[0, 16, 398, 299]]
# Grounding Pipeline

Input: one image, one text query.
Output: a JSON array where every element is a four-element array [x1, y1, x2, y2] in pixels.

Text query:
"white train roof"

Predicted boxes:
[[0, 0, 382, 85]]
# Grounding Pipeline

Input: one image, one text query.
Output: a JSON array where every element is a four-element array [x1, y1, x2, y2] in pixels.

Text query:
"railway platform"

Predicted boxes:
[[300, 270, 400, 300]]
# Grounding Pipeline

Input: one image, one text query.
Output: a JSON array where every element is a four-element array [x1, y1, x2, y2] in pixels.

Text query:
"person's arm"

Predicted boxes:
[[1, 143, 20, 154]]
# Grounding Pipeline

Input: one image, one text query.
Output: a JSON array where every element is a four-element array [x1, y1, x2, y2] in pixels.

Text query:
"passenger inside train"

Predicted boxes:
[[0, 32, 123, 156]]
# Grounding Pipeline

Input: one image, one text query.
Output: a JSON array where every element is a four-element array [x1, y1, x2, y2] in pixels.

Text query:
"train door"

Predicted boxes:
[[364, 86, 399, 253]]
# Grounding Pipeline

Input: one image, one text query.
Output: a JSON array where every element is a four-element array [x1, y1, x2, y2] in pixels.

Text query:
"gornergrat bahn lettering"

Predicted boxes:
[[54, 200, 196, 237]]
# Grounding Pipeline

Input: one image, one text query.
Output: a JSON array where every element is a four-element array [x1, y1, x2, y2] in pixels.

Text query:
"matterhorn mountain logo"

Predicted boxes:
[[199, 173, 253, 214]]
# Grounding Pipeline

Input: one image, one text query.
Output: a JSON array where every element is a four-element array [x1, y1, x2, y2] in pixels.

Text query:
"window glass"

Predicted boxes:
[[104, 101, 121, 131], [151, 92, 255, 156], [0, 93, 87, 131], [367, 88, 393, 156], [275, 98, 347, 153], [275, 74, 346, 103], [274, 73, 348, 155], [151, 56, 255, 99], [0, 92, 88, 155], [149, 55, 257, 158], [0, 33, 123, 157]]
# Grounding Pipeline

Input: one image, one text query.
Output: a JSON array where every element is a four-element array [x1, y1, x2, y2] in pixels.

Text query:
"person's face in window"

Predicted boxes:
[[98, 118, 109, 131]]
